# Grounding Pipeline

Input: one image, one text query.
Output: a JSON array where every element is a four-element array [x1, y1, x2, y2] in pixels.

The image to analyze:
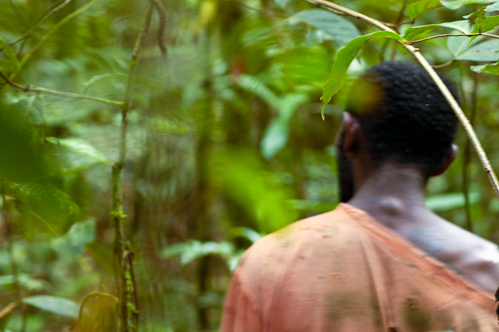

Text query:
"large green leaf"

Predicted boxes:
[[440, 0, 493, 10], [447, 34, 471, 55], [455, 39, 499, 61], [403, 20, 472, 40], [78, 292, 118, 332], [293, 9, 361, 45], [58, 137, 111, 169], [321, 31, 403, 117], [23, 295, 79, 318], [406, 0, 442, 21], [471, 62, 499, 74]]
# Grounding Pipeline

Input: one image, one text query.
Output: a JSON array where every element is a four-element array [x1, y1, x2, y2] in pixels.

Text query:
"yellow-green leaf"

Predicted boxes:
[[407, 0, 442, 21], [321, 31, 403, 118]]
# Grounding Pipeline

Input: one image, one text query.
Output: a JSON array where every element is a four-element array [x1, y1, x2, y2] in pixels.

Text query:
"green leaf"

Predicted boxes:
[[162, 240, 235, 265], [23, 295, 79, 318], [321, 31, 403, 118], [440, 0, 492, 10], [403, 20, 471, 40], [426, 192, 479, 211], [293, 9, 361, 45], [7, 182, 79, 238], [260, 94, 307, 159], [472, 15, 499, 33], [229, 227, 262, 243], [58, 138, 111, 165], [238, 75, 280, 109], [52, 219, 96, 256], [0, 37, 20, 71], [407, 0, 442, 21], [78, 292, 118, 332], [0, 274, 48, 291], [82, 73, 127, 94], [455, 39, 499, 61], [447, 33, 472, 55], [471, 62, 499, 74]]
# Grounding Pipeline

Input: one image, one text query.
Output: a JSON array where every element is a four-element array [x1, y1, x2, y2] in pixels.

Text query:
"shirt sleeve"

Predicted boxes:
[[220, 268, 262, 332]]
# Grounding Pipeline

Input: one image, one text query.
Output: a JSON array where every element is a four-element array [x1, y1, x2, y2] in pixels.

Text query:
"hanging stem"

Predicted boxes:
[[304, 0, 499, 202], [112, 5, 152, 332]]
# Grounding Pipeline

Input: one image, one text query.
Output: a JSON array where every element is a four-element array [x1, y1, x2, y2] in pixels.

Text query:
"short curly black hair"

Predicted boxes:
[[346, 61, 459, 176]]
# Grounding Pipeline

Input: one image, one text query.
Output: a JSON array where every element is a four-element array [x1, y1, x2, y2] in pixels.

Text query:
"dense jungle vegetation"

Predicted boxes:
[[0, 0, 499, 331]]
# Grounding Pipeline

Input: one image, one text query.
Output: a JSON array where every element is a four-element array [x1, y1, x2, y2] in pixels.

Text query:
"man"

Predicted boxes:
[[221, 61, 499, 331]]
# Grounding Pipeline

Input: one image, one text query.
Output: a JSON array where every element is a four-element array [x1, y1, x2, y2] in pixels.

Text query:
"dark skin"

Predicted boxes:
[[336, 112, 499, 294]]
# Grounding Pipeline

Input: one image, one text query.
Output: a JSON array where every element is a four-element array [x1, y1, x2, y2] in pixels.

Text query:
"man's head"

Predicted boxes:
[[336, 61, 459, 202]]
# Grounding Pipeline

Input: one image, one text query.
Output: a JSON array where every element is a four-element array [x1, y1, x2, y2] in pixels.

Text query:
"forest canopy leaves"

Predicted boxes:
[[293, 9, 361, 45], [321, 31, 403, 117], [406, 0, 442, 21]]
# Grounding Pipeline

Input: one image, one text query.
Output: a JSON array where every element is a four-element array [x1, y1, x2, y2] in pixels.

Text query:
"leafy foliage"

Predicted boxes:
[[1, 0, 499, 331]]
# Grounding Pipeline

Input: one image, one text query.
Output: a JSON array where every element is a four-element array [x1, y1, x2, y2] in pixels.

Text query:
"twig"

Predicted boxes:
[[6, 0, 71, 48], [305, 0, 499, 201], [112, 5, 152, 332], [0, 72, 123, 106], [150, 0, 167, 56], [432, 59, 455, 69], [0, 302, 18, 320], [407, 33, 499, 45]]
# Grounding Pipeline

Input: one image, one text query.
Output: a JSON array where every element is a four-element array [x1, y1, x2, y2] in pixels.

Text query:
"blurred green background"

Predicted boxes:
[[0, 0, 499, 331]]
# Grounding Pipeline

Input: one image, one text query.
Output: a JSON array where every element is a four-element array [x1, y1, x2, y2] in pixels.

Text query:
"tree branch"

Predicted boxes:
[[0, 72, 123, 106], [113, 4, 152, 332], [305, 0, 499, 201], [407, 33, 499, 45]]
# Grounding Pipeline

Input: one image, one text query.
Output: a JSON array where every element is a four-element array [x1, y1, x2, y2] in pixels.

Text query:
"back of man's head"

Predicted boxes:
[[346, 61, 459, 176]]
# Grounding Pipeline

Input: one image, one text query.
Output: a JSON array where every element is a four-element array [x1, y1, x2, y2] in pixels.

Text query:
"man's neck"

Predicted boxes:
[[347, 163, 430, 231]]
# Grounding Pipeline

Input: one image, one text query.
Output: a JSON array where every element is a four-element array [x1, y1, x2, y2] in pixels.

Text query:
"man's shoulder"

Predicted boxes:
[[238, 205, 368, 270]]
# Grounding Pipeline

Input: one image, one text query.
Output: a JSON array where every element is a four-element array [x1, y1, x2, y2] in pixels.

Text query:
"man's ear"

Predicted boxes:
[[342, 112, 362, 156], [432, 144, 458, 176]]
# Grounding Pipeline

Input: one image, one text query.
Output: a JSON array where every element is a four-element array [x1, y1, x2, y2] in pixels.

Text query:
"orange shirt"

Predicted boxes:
[[221, 204, 498, 332]]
